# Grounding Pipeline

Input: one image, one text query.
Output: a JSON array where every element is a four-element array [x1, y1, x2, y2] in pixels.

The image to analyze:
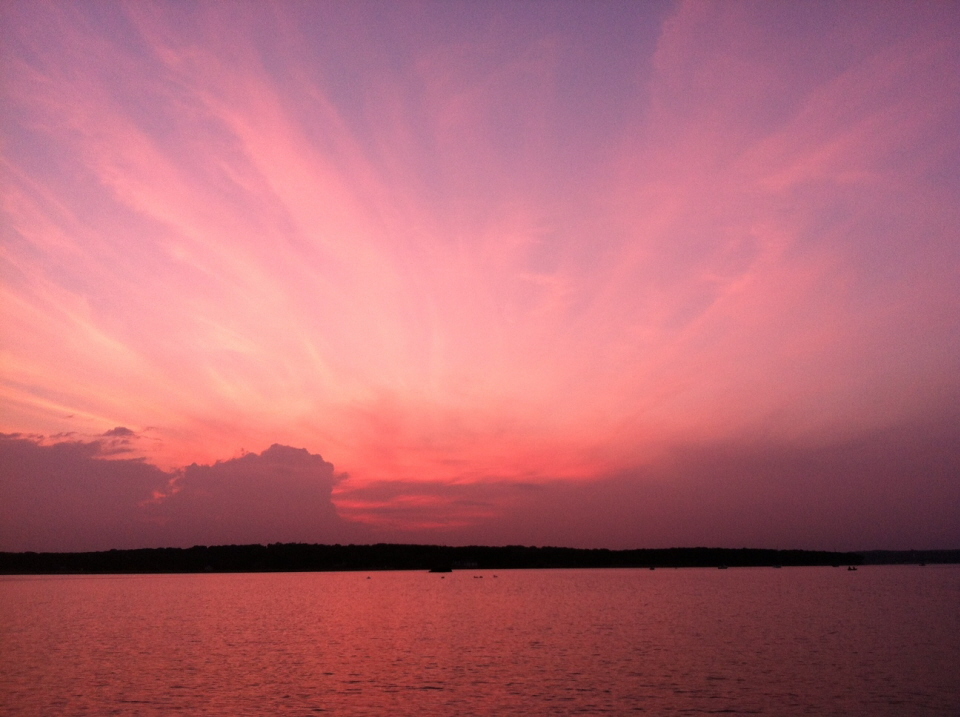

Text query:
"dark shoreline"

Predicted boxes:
[[2, 544, 958, 575]]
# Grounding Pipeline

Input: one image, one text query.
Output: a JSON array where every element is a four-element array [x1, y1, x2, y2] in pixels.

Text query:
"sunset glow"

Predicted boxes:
[[2, 1, 959, 551]]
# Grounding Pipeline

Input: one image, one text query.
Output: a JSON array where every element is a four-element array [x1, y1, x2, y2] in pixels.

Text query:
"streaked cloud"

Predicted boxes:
[[1, 1, 957, 547]]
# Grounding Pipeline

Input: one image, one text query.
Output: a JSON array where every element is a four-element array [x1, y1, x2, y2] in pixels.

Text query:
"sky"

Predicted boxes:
[[2, 0, 959, 553]]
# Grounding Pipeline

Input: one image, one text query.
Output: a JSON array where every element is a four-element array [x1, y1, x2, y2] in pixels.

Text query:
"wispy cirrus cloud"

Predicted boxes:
[[1, 1, 958, 547]]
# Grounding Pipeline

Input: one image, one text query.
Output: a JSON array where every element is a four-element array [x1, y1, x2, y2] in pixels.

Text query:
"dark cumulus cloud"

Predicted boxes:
[[145, 444, 352, 547], [0, 434, 170, 552], [0, 433, 355, 552]]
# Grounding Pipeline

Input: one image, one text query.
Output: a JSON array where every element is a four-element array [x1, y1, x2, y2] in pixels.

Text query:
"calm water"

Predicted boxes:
[[1, 566, 958, 715]]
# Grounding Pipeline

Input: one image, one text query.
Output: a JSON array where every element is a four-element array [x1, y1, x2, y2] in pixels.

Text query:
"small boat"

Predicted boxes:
[[847, 566, 858, 571]]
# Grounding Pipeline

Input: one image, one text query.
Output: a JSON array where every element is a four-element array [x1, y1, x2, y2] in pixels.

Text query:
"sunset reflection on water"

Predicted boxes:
[[2, 566, 958, 715]]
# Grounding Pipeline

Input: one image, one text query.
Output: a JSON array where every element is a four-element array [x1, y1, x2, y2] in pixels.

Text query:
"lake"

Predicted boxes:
[[1, 566, 958, 715]]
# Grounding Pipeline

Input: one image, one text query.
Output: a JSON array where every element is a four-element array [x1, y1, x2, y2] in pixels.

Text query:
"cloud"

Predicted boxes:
[[0, 433, 168, 552], [1, 2, 958, 547], [2, 406, 958, 553], [148, 444, 353, 547], [336, 408, 960, 551], [335, 478, 543, 532], [0, 435, 355, 552]]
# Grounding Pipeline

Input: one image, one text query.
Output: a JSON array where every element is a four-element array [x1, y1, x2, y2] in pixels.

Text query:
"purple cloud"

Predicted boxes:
[[147, 445, 353, 547], [0, 435, 356, 552], [0, 433, 167, 552]]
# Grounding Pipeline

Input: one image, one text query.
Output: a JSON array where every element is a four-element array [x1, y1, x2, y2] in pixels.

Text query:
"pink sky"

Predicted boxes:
[[2, 1, 959, 552]]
